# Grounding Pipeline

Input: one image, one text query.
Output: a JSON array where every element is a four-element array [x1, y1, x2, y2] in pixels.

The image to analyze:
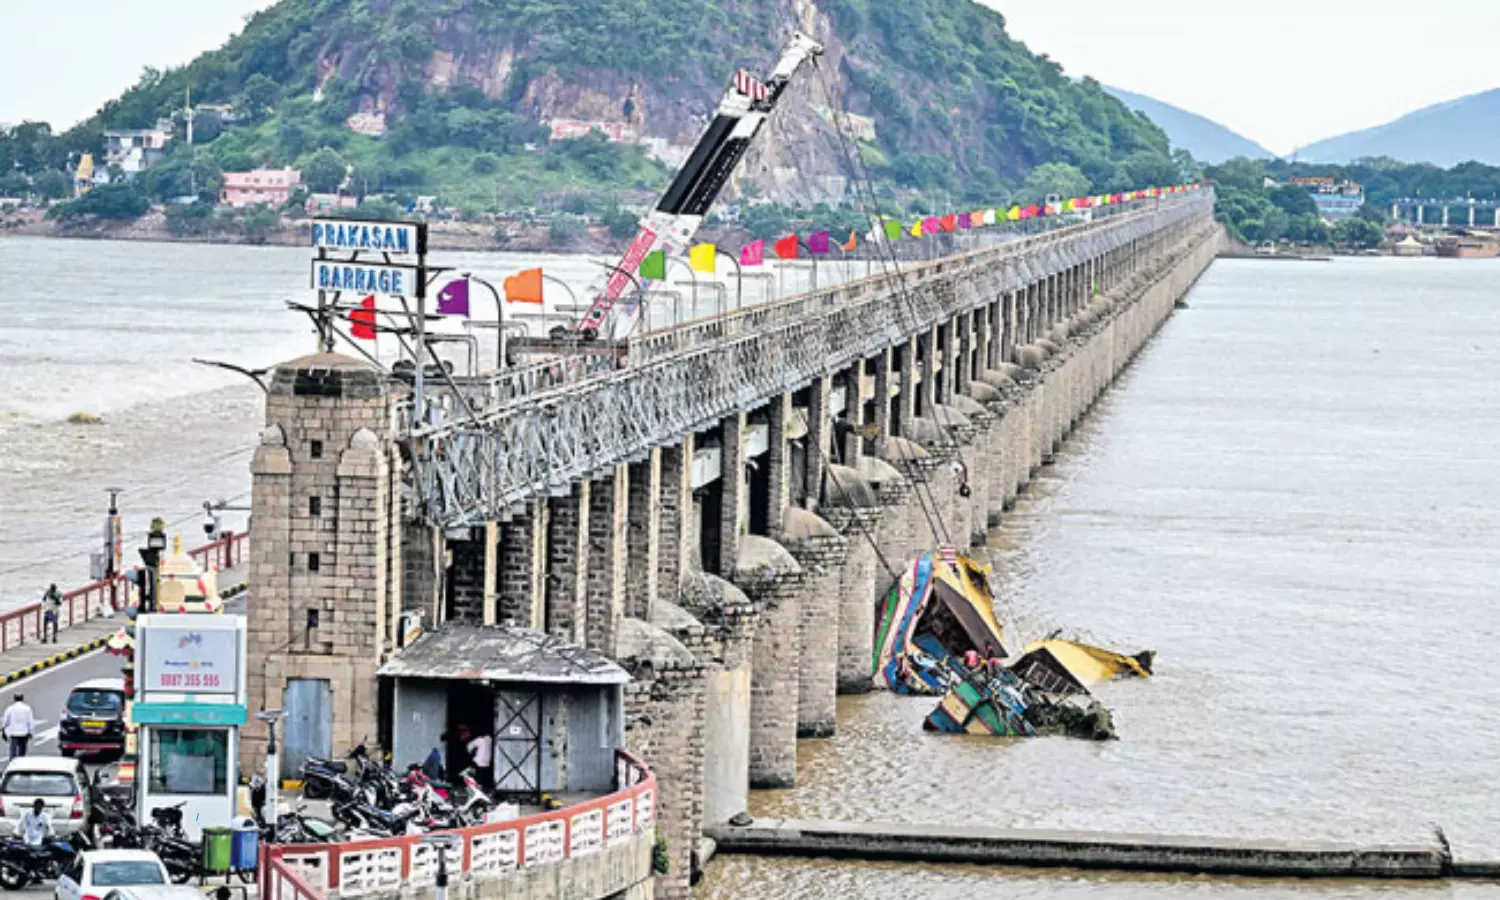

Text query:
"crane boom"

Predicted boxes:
[[574, 31, 825, 338]]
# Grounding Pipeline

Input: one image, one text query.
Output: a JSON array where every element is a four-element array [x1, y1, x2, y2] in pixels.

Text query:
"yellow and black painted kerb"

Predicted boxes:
[[0, 581, 248, 688]]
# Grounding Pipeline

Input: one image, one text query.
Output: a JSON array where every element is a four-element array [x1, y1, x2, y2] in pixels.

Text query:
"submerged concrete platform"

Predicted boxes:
[[707, 818, 1450, 879]]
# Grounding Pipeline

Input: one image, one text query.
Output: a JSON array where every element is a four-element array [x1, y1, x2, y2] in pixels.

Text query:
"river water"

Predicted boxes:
[[5, 238, 1500, 895], [700, 257, 1500, 898], [0, 235, 856, 606]]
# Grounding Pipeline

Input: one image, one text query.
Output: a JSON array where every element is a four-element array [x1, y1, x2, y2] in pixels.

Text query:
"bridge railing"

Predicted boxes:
[[263, 750, 656, 899], [408, 192, 1215, 525], [0, 532, 248, 654]]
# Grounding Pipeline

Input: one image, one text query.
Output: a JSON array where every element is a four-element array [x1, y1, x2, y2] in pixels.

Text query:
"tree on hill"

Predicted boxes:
[[1022, 162, 1091, 203], [304, 147, 349, 194], [239, 74, 282, 122], [0, 172, 30, 198]]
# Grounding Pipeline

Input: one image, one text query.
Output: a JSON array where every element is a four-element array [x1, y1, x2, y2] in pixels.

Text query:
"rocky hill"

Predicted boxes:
[[86, 0, 1175, 216]]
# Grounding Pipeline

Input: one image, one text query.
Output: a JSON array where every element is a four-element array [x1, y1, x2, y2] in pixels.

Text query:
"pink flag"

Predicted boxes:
[[922, 216, 940, 235], [808, 231, 831, 255], [739, 239, 765, 267]]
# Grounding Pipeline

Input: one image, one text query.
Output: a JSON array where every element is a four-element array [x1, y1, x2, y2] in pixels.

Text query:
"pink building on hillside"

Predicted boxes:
[[220, 168, 302, 209]]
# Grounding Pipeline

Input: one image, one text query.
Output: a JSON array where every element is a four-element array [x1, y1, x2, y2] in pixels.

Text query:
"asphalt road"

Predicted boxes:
[[2, 596, 247, 761]]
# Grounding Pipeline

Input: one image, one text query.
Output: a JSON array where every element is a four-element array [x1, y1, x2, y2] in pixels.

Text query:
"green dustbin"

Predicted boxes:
[[202, 827, 233, 874]]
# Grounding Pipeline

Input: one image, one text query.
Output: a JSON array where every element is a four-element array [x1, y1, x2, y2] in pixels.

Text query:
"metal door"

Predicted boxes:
[[390, 679, 447, 773], [282, 678, 332, 780], [565, 689, 616, 792], [493, 690, 542, 800]]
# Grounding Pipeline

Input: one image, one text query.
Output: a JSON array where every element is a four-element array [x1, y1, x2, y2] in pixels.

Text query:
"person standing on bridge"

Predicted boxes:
[[41, 584, 60, 644], [1, 694, 34, 758]]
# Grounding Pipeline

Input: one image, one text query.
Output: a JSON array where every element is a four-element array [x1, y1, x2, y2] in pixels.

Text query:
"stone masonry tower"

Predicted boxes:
[[243, 353, 396, 775]]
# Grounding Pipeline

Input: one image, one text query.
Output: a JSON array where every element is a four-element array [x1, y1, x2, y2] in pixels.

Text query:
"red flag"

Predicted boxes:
[[939, 214, 957, 232], [350, 296, 376, 340], [774, 234, 799, 260]]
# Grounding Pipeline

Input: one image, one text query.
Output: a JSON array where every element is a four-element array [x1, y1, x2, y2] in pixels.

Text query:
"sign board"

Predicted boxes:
[[140, 624, 238, 694], [311, 219, 422, 255], [132, 702, 247, 726], [312, 260, 419, 298]]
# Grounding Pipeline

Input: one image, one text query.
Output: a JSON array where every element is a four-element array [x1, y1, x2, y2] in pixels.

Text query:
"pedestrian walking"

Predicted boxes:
[[1, 694, 34, 758], [41, 585, 60, 644]]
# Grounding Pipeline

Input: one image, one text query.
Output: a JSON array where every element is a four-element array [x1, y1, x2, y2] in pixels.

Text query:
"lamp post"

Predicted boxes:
[[255, 709, 285, 829], [714, 248, 744, 315], [139, 518, 167, 613]]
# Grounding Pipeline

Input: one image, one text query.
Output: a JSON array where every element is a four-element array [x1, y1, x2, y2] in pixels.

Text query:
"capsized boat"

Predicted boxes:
[[923, 666, 1117, 741], [1010, 638, 1154, 692], [872, 550, 1008, 694]]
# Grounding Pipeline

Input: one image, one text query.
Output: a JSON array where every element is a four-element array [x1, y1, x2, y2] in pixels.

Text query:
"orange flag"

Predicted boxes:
[[841, 229, 857, 251], [504, 268, 544, 304]]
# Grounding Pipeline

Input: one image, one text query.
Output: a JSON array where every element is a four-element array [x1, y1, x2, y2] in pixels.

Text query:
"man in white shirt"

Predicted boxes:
[[1, 694, 34, 758], [15, 800, 52, 846], [459, 724, 493, 789]]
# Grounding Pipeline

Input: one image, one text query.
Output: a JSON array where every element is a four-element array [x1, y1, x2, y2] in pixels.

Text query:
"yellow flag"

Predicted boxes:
[[1064, 198, 1076, 211], [1007, 205, 1021, 221], [689, 243, 717, 273], [910, 220, 923, 237]]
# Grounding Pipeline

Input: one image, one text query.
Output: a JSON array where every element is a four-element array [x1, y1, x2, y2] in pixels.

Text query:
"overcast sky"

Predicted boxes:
[[4, 0, 1498, 157]]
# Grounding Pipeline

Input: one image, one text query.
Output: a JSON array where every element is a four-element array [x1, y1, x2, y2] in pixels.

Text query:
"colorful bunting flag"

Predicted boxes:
[[910, 220, 923, 238], [956, 214, 971, 230], [982, 209, 997, 226], [436, 278, 469, 316], [922, 216, 940, 235], [350, 295, 376, 340], [740, 239, 765, 267], [639, 249, 666, 281], [689, 243, 717, 273], [1007, 206, 1021, 222], [841, 229, 857, 252], [939, 214, 957, 232], [504, 268, 544, 304], [884, 220, 904, 241], [774, 234, 799, 260], [808, 231, 831, 255]]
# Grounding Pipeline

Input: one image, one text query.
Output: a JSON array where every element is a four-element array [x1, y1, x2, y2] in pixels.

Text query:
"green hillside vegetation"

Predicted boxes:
[[10, 0, 1182, 229]]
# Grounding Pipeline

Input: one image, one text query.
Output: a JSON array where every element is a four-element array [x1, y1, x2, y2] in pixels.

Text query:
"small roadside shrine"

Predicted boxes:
[[378, 624, 629, 803]]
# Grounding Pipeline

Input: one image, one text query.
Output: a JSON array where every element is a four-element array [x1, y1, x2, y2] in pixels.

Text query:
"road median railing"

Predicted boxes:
[[264, 750, 657, 899], [0, 532, 249, 655]]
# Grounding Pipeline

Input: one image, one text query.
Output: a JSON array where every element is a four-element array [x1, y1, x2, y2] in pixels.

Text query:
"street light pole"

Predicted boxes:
[[255, 709, 285, 829]]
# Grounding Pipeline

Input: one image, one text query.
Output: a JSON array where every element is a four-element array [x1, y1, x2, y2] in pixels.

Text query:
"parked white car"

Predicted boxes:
[[0, 757, 92, 837], [97, 888, 208, 900], [55, 850, 169, 900]]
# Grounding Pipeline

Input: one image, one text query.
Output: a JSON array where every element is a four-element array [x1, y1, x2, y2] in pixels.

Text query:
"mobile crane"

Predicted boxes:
[[572, 31, 825, 340]]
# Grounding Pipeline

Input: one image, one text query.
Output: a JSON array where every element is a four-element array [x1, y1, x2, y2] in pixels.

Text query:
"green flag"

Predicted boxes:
[[883, 220, 903, 241], [640, 249, 666, 281]]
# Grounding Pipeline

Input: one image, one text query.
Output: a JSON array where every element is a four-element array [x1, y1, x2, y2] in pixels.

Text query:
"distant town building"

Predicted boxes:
[[1288, 176, 1365, 222], [346, 112, 388, 137], [104, 120, 174, 176], [548, 119, 638, 143], [306, 192, 358, 214], [220, 168, 302, 208], [195, 103, 241, 123]]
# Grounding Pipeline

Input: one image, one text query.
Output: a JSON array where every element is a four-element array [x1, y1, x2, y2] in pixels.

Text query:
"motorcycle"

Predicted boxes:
[[0, 834, 89, 890]]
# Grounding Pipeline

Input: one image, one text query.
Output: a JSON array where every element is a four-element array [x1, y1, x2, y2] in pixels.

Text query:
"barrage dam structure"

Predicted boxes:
[[243, 190, 1222, 899]]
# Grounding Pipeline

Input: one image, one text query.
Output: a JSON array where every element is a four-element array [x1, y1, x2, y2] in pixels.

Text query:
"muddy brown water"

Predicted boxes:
[[700, 257, 1500, 898]]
